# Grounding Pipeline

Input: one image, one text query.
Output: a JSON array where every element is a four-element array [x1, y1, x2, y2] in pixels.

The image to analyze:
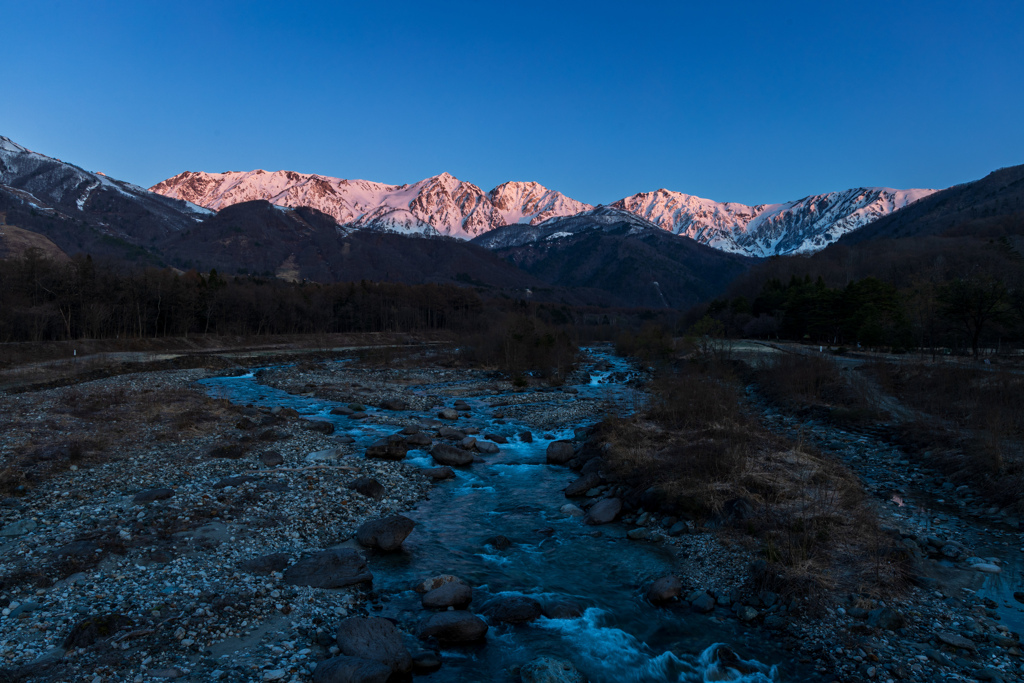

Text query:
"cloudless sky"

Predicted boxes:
[[4, 0, 1024, 205]]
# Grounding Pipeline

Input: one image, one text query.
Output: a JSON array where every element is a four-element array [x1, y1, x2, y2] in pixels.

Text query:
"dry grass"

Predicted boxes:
[[594, 362, 910, 599], [866, 361, 1024, 512]]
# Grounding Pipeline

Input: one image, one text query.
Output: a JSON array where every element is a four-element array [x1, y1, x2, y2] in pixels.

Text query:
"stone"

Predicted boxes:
[[565, 472, 601, 498], [312, 655, 390, 683], [348, 477, 386, 500], [460, 436, 477, 450], [485, 535, 512, 550], [420, 466, 455, 481], [419, 611, 488, 643], [646, 576, 682, 604], [438, 408, 459, 420], [283, 549, 372, 588], [335, 617, 412, 674], [520, 656, 586, 683], [365, 436, 409, 461], [737, 606, 759, 621], [542, 600, 585, 619], [410, 651, 442, 674], [347, 403, 366, 412], [430, 443, 474, 467], [559, 504, 584, 517], [486, 595, 542, 624], [484, 433, 508, 444], [691, 593, 716, 613], [476, 440, 500, 454], [405, 432, 432, 446], [519, 431, 533, 443], [209, 443, 247, 459], [584, 498, 622, 525], [307, 447, 346, 463], [413, 574, 462, 594], [763, 614, 787, 630], [627, 528, 652, 540], [937, 631, 977, 651], [63, 614, 134, 649], [212, 476, 256, 489], [437, 426, 466, 440], [0, 519, 37, 537], [305, 420, 335, 435], [546, 441, 575, 465], [422, 581, 472, 610], [970, 563, 1002, 573], [355, 515, 415, 551], [259, 450, 284, 467], [668, 521, 689, 536], [133, 488, 174, 503], [380, 399, 409, 411], [239, 553, 291, 575], [867, 607, 905, 630], [330, 406, 354, 416]]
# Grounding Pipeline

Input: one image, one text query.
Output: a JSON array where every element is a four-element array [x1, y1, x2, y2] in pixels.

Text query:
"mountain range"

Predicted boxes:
[[150, 168, 935, 257]]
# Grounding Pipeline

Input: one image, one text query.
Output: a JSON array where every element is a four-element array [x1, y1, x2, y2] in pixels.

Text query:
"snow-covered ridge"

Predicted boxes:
[[151, 166, 935, 256], [150, 170, 592, 239], [611, 187, 937, 256]]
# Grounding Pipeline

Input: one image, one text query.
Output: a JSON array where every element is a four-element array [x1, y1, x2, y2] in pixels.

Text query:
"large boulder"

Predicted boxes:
[[646, 576, 681, 604], [312, 655, 391, 683], [546, 441, 575, 465], [335, 617, 412, 674], [485, 595, 543, 625], [520, 656, 586, 683], [365, 436, 409, 461], [422, 581, 472, 610], [430, 443, 474, 467], [356, 515, 415, 551], [564, 472, 601, 498], [419, 611, 488, 643], [283, 549, 372, 588], [583, 498, 622, 525]]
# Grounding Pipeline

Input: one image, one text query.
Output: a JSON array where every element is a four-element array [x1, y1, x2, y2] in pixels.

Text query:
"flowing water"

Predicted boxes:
[[199, 349, 817, 682]]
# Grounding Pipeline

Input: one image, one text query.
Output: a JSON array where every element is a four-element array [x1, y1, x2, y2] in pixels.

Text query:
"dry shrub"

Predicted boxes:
[[756, 353, 883, 424]]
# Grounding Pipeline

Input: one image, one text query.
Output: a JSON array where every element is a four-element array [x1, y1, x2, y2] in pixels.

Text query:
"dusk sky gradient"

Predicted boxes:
[[5, 0, 1024, 206]]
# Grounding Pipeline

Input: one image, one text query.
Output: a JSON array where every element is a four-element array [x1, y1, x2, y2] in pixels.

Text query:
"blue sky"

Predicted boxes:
[[4, 1, 1023, 205]]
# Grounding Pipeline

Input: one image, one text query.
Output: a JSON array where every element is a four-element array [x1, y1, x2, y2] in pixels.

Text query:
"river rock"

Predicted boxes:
[[411, 651, 442, 674], [209, 443, 247, 459], [380, 399, 409, 411], [430, 443, 473, 467], [565, 472, 601, 497], [484, 433, 508, 444], [133, 488, 175, 503], [438, 408, 459, 420], [330, 406, 354, 416], [419, 611, 488, 643], [560, 504, 584, 517], [365, 436, 409, 461], [405, 432, 432, 446], [486, 595, 543, 624], [937, 631, 977, 651], [239, 552, 291, 575], [520, 656, 586, 683], [284, 549, 372, 588], [422, 581, 472, 610], [460, 436, 477, 450], [542, 600, 585, 619], [305, 420, 335, 435], [485, 535, 512, 550], [970, 563, 1002, 573], [437, 426, 465, 440], [420, 466, 455, 481], [347, 403, 365, 412], [546, 441, 575, 465], [453, 400, 470, 411], [307, 447, 345, 463], [213, 475, 256, 489], [260, 450, 284, 467], [867, 607, 905, 630], [348, 477, 386, 500], [336, 617, 412, 674], [584, 498, 621, 525], [476, 440, 500, 454], [312, 655, 390, 683], [356, 515, 415, 551], [413, 574, 463, 594], [690, 592, 715, 613], [646, 576, 682, 604], [0, 519, 37, 537], [519, 431, 533, 443]]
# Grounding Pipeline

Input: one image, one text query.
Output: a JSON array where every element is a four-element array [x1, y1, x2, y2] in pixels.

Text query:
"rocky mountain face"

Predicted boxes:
[[150, 171, 592, 239], [611, 186, 937, 256], [0, 136, 207, 261]]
